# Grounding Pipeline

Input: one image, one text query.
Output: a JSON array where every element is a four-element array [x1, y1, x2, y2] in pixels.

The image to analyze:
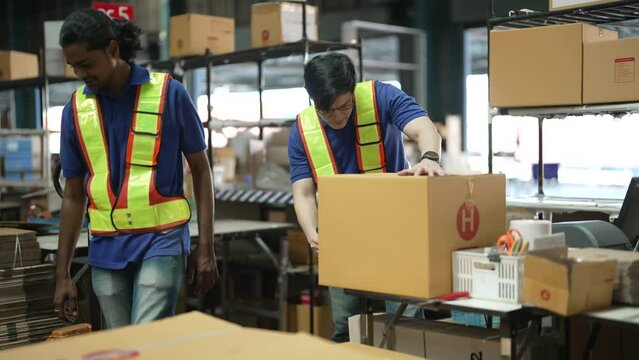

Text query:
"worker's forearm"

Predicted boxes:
[[293, 192, 318, 240], [56, 196, 86, 279], [416, 121, 442, 155], [192, 166, 214, 252]]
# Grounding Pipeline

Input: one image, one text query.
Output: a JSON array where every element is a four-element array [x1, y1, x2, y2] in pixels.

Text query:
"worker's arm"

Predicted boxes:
[[399, 116, 444, 176], [292, 178, 319, 253], [185, 150, 218, 295], [54, 176, 87, 322]]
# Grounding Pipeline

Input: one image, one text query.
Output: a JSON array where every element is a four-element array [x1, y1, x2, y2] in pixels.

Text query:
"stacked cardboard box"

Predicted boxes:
[[0, 263, 65, 349], [170, 14, 235, 57], [251, 2, 318, 48], [0, 228, 41, 269], [0, 51, 38, 81]]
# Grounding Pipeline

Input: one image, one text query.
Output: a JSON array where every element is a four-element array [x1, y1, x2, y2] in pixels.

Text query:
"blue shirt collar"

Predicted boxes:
[[82, 62, 150, 95]]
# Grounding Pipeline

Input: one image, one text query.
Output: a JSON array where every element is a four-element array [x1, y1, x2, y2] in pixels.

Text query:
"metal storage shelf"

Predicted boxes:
[[146, 40, 360, 71], [488, 1, 639, 198], [0, 76, 78, 91], [208, 119, 296, 130], [490, 0, 639, 29]]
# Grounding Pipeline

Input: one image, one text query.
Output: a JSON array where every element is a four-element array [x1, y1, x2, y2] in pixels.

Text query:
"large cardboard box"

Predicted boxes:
[[549, 0, 618, 11], [170, 14, 235, 57], [523, 248, 617, 316], [0, 311, 377, 360], [489, 23, 617, 108], [584, 37, 639, 104], [0, 51, 39, 81], [339, 342, 426, 359], [294, 303, 333, 339], [251, 2, 318, 48], [319, 174, 506, 299]]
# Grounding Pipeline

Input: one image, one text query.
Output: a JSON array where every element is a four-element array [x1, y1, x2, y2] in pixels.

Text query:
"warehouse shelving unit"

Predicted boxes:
[[488, 1, 639, 209], [0, 64, 78, 189]]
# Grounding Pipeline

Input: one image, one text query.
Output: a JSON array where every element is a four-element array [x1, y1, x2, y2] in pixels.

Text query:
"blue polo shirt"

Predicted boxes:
[[60, 63, 206, 270], [289, 81, 428, 183]]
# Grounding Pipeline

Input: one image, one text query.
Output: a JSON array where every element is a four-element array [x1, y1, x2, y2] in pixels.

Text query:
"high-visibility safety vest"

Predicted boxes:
[[297, 80, 386, 182], [72, 72, 190, 236]]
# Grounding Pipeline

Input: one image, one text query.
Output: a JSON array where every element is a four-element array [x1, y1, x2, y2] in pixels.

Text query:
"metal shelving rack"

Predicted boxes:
[[487, 1, 639, 205], [0, 50, 78, 189]]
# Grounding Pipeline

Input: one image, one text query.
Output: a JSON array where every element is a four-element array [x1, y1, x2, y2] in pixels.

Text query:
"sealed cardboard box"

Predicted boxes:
[[287, 229, 317, 265], [490, 23, 616, 107], [0, 51, 39, 81], [295, 304, 333, 339], [339, 342, 425, 360], [0, 311, 376, 360], [251, 2, 318, 48], [523, 248, 617, 316], [318, 174, 506, 299], [170, 14, 235, 57], [549, 0, 618, 11], [584, 37, 639, 104]]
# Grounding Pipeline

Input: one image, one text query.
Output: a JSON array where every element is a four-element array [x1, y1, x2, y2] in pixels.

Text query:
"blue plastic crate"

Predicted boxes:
[[4, 156, 35, 172], [0, 138, 33, 154]]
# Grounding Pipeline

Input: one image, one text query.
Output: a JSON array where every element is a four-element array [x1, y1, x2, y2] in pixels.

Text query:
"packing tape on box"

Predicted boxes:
[[509, 219, 552, 243]]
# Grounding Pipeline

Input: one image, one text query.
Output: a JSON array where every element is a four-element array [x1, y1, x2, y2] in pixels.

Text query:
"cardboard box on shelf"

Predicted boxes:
[[291, 303, 333, 340], [213, 147, 237, 182], [0, 311, 377, 360], [584, 36, 639, 104], [288, 229, 316, 265], [0, 51, 39, 81], [251, 2, 318, 48], [523, 247, 617, 316], [319, 174, 506, 299], [549, 0, 618, 11], [170, 14, 235, 57], [489, 23, 617, 108]]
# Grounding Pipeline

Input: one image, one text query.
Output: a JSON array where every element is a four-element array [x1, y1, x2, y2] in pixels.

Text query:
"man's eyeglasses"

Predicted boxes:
[[317, 102, 354, 117]]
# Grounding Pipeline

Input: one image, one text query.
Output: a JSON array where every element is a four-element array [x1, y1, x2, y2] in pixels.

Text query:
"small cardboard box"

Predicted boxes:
[[287, 229, 316, 265], [549, 0, 618, 11], [0, 51, 39, 81], [251, 2, 318, 48], [319, 174, 506, 299], [523, 248, 617, 316], [489, 23, 616, 107], [583, 37, 639, 104], [170, 13, 235, 57]]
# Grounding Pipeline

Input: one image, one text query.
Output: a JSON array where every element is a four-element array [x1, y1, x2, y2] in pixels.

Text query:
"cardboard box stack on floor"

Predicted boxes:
[[490, 23, 617, 107], [0, 311, 389, 360], [319, 174, 506, 299], [251, 2, 318, 48], [0, 228, 41, 268], [169, 14, 235, 57], [0, 51, 39, 81]]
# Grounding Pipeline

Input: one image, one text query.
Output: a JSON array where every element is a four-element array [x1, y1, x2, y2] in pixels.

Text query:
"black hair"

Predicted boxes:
[[303, 53, 356, 112], [59, 8, 142, 62]]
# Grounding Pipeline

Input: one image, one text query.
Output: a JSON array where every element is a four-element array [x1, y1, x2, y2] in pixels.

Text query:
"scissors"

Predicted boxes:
[[496, 228, 528, 255]]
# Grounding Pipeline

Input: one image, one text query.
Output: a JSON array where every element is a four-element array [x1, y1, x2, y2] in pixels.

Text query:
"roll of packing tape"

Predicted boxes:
[[509, 219, 552, 242]]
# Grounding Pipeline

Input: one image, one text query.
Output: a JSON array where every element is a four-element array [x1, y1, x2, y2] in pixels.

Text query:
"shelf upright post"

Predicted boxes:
[[357, 37, 364, 82], [537, 116, 544, 196], [258, 60, 264, 140], [40, 47, 50, 186], [205, 50, 214, 168]]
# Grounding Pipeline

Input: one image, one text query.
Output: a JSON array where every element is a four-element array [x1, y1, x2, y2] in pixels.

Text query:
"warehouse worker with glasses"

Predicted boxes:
[[288, 52, 444, 342], [54, 8, 217, 328]]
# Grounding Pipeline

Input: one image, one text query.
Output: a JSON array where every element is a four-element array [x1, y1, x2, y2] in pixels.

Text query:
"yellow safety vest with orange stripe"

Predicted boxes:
[[298, 80, 386, 182], [72, 72, 191, 235]]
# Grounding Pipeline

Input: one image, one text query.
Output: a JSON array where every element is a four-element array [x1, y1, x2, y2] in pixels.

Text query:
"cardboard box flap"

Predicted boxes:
[[525, 248, 570, 289]]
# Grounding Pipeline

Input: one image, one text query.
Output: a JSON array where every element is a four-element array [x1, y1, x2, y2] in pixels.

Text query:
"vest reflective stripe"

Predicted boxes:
[[354, 81, 386, 173], [298, 80, 386, 182], [297, 106, 338, 182], [73, 72, 190, 235]]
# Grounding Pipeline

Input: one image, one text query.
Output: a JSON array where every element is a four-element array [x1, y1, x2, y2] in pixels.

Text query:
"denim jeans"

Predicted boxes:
[[328, 287, 424, 343], [92, 255, 184, 329]]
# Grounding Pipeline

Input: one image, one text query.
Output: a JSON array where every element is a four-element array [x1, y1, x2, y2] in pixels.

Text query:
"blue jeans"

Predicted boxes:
[[328, 287, 424, 343], [92, 255, 184, 329]]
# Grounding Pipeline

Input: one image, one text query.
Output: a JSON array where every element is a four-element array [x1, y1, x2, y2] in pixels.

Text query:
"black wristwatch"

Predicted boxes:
[[420, 151, 440, 164]]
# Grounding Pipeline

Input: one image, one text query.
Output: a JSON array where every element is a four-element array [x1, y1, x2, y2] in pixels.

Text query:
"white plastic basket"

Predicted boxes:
[[452, 247, 525, 304]]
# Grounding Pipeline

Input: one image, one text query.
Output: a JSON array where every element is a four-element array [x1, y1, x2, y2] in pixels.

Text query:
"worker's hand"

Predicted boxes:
[[54, 276, 77, 323], [187, 246, 219, 296], [309, 233, 319, 255], [398, 159, 444, 177]]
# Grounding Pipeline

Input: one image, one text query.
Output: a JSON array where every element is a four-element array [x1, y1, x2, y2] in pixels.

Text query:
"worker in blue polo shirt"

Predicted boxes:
[[288, 53, 444, 342], [54, 8, 217, 328]]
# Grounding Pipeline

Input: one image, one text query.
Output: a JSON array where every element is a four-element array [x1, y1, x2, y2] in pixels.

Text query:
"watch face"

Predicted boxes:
[[423, 151, 440, 162]]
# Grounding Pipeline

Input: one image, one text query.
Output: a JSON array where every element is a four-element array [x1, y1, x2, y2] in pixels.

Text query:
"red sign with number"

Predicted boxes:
[[92, 2, 135, 21]]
